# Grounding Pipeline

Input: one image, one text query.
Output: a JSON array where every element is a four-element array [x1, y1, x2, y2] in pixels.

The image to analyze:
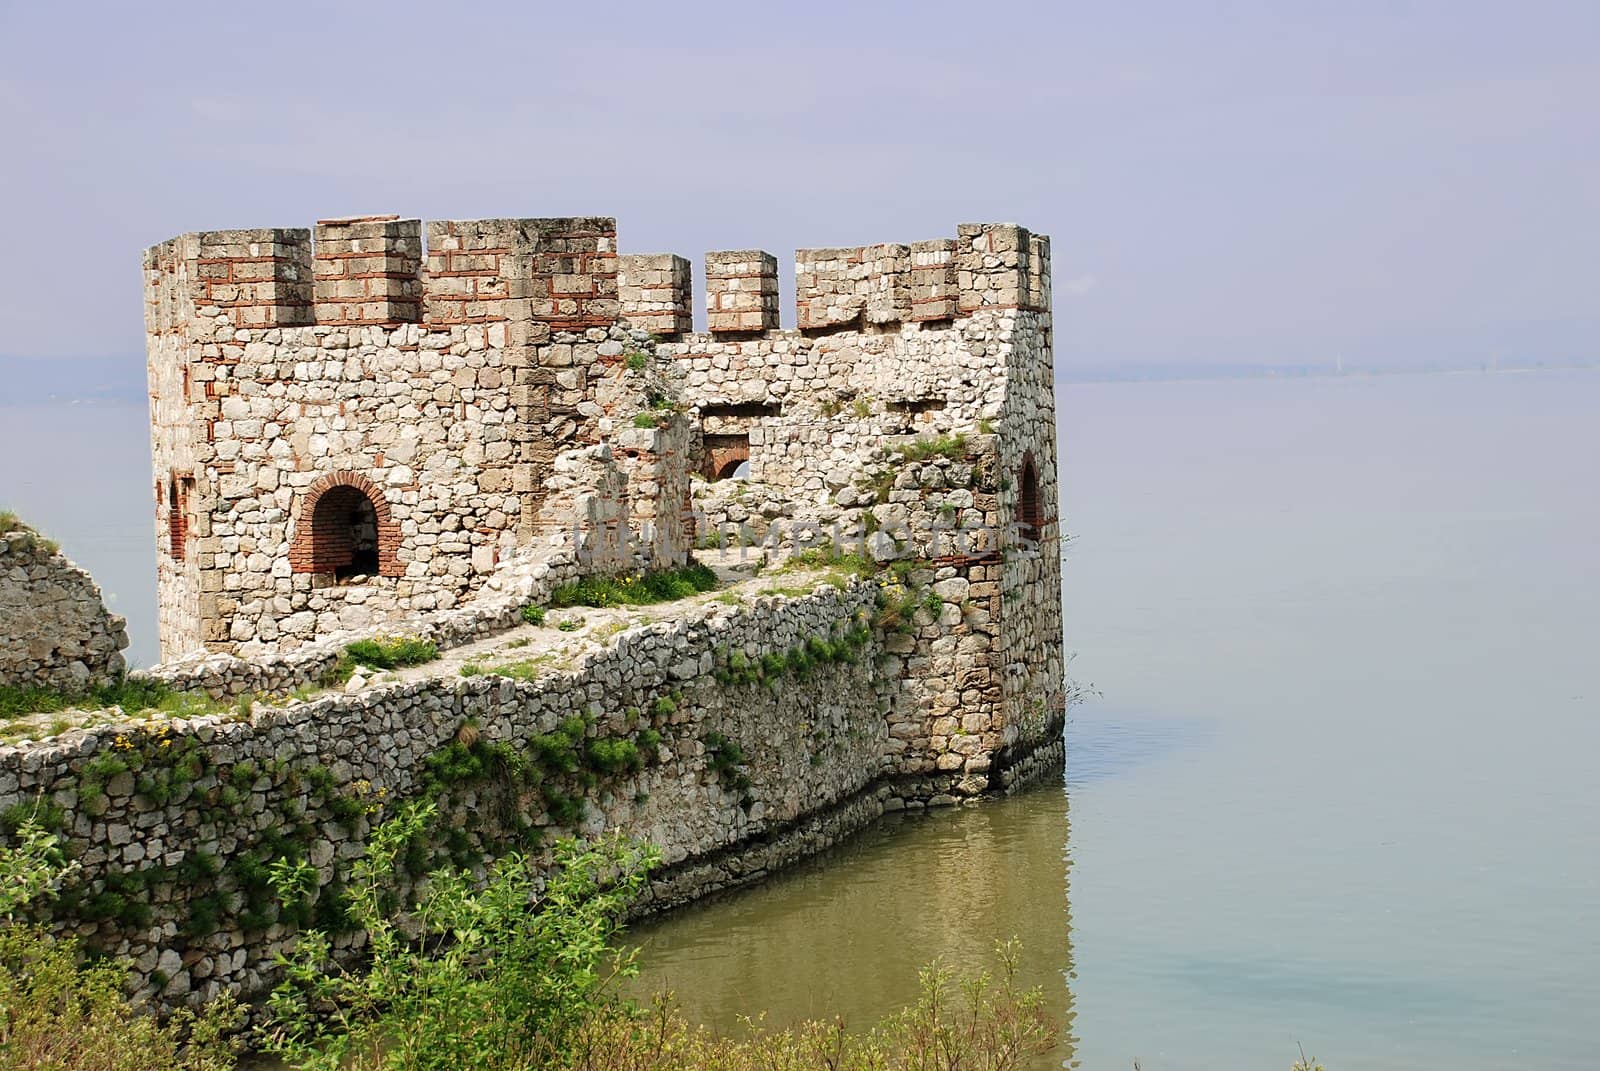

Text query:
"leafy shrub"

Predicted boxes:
[[623, 352, 649, 372], [345, 635, 438, 671], [0, 820, 240, 1069], [263, 802, 659, 1071], [521, 604, 547, 626], [550, 563, 718, 609], [585, 737, 642, 774]]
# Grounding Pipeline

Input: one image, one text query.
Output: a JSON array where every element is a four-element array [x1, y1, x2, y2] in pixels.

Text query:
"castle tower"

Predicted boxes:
[[142, 216, 622, 659]]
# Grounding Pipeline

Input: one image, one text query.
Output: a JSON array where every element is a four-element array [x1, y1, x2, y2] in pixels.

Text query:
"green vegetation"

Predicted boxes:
[[631, 412, 663, 428], [623, 351, 649, 372], [0, 677, 246, 726], [701, 730, 750, 794], [550, 562, 718, 609], [0, 510, 59, 555], [557, 619, 582, 633], [893, 431, 970, 463], [0, 819, 241, 1070], [520, 603, 547, 626], [344, 635, 438, 672], [711, 625, 869, 693], [263, 802, 660, 1071]]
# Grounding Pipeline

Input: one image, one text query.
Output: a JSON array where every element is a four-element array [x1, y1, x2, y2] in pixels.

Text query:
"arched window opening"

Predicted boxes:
[[289, 471, 401, 580], [312, 485, 380, 581], [1016, 455, 1042, 547], [716, 458, 750, 481]]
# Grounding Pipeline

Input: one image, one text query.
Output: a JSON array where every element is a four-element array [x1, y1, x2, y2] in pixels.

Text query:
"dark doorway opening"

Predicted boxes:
[[1016, 454, 1042, 547], [311, 485, 381, 581]]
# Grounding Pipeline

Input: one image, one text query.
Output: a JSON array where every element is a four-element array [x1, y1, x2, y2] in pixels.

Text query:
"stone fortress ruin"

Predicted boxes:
[[0, 213, 1064, 1006]]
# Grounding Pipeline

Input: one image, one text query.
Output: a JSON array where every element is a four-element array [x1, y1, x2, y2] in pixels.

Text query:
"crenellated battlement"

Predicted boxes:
[[144, 217, 1049, 339], [617, 253, 693, 337], [619, 222, 1050, 342], [144, 216, 619, 332]]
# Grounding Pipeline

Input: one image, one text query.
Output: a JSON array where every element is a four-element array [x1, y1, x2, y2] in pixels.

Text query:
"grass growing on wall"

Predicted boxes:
[[345, 636, 439, 672], [0, 680, 234, 723], [891, 431, 970, 463], [549, 563, 719, 609], [0, 509, 59, 555]]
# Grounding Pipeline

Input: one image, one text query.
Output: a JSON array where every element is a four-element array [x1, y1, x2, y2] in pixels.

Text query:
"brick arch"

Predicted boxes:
[[702, 434, 750, 481], [289, 471, 403, 578], [1016, 450, 1043, 546]]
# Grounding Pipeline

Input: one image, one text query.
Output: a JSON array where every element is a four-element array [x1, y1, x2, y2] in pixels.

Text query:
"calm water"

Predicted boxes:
[[632, 370, 1600, 1070], [3, 371, 1597, 1068]]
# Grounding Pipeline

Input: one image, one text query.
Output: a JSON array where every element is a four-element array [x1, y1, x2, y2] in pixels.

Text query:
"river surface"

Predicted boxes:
[[2, 370, 1596, 1069]]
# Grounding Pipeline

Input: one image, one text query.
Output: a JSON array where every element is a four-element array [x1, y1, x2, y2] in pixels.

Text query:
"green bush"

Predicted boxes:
[[521, 604, 547, 626], [263, 802, 660, 1071], [584, 737, 642, 774], [345, 635, 439, 671], [0, 820, 240, 1070], [623, 352, 649, 372], [550, 563, 718, 609]]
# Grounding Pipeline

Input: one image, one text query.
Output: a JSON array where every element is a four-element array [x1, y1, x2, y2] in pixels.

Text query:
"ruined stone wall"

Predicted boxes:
[[662, 223, 1050, 510], [0, 520, 129, 692], [0, 583, 886, 1006]]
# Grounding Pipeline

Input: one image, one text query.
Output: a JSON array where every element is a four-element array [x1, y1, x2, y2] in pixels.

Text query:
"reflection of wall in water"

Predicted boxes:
[[633, 784, 1077, 1068]]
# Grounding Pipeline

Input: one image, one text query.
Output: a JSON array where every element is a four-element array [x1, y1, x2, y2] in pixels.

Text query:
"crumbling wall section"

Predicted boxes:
[[0, 520, 129, 692], [0, 583, 885, 1007]]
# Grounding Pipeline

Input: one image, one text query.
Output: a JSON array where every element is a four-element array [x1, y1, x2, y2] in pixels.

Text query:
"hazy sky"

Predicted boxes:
[[1, 0, 1595, 370]]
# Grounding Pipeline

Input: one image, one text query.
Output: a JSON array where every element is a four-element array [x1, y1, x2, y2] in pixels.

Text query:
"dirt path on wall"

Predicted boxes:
[[353, 553, 837, 691]]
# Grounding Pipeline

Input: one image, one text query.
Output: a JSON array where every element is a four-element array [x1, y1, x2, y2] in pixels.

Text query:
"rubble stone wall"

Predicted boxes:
[[0, 520, 130, 692], [0, 583, 892, 1007]]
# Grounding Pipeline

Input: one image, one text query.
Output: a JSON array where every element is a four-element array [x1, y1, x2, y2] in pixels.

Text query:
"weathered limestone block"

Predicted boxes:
[[706, 250, 778, 333], [312, 216, 422, 326], [618, 253, 692, 337]]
